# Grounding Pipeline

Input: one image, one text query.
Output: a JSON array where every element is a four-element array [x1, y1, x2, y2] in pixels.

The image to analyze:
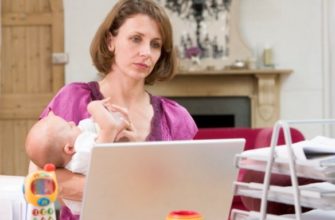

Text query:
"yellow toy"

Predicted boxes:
[[24, 163, 58, 220]]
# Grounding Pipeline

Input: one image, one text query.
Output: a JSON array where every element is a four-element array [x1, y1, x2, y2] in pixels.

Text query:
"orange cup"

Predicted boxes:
[[166, 210, 203, 220]]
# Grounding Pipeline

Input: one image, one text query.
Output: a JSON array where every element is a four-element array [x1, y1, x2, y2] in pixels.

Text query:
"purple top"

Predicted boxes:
[[40, 81, 198, 219]]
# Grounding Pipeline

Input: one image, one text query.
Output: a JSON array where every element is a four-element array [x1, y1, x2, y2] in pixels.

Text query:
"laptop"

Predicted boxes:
[[81, 139, 245, 220]]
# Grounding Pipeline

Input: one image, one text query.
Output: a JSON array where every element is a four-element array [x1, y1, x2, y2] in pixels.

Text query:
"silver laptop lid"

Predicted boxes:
[[81, 139, 245, 220]]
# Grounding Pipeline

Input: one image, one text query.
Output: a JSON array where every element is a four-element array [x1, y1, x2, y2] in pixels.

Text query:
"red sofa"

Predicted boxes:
[[194, 127, 307, 214]]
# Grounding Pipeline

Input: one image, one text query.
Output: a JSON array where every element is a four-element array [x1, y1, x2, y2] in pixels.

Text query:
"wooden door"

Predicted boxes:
[[0, 0, 64, 175]]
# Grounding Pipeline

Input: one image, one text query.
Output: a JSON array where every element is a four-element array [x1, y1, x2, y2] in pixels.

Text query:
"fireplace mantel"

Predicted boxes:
[[146, 69, 292, 128]]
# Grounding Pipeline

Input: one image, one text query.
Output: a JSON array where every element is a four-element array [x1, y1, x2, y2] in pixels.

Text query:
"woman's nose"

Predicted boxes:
[[139, 43, 151, 56]]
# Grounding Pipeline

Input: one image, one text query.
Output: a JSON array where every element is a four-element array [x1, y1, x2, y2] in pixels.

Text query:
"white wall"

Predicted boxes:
[[64, 0, 117, 82], [329, 0, 335, 137], [64, 0, 331, 138], [240, 0, 328, 138]]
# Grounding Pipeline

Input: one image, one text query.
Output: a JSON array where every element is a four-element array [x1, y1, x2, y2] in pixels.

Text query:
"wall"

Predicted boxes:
[[330, 0, 335, 136], [64, 0, 330, 138], [240, 0, 328, 138]]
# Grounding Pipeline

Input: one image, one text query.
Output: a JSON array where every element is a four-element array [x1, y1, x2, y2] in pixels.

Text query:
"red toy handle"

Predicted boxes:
[[166, 210, 202, 220], [44, 163, 56, 172]]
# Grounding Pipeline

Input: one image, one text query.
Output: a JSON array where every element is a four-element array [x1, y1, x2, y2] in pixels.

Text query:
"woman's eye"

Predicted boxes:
[[151, 41, 162, 49], [131, 36, 141, 43]]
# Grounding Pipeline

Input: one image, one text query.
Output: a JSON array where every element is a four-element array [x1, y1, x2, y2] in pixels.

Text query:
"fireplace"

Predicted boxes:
[[147, 69, 292, 128], [171, 97, 251, 128]]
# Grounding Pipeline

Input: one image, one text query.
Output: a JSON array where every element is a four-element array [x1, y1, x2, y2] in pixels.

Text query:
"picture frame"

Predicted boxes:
[[157, 0, 252, 71]]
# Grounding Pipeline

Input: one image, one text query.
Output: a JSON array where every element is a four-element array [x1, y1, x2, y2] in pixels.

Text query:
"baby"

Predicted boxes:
[[25, 98, 130, 174], [25, 98, 130, 214]]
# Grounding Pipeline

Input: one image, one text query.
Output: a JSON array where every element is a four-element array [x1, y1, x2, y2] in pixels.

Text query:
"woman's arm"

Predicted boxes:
[[55, 168, 85, 201], [29, 161, 85, 201], [35, 83, 97, 202]]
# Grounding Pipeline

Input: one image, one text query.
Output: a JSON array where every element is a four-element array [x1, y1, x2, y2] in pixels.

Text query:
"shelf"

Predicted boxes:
[[236, 154, 335, 183], [176, 69, 293, 76], [231, 119, 335, 220], [234, 181, 335, 210]]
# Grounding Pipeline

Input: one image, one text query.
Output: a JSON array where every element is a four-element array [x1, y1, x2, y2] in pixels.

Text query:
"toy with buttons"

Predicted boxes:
[[23, 163, 58, 220]]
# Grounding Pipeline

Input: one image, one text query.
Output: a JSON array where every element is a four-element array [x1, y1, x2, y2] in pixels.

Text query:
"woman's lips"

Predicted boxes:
[[134, 63, 149, 70]]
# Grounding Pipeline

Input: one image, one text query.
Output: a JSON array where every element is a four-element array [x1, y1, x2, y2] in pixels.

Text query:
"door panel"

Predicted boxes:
[[0, 0, 64, 175]]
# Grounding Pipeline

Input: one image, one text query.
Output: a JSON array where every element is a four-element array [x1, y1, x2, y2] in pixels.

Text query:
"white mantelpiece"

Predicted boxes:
[[147, 69, 292, 128]]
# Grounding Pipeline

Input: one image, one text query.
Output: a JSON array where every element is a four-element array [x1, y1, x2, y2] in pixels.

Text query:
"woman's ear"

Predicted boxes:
[[107, 32, 115, 52], [64, 144, 75, 155]]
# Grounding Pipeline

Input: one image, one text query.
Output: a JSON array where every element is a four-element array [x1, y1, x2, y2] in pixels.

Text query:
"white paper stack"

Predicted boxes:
[[236, 136, 335, 183], [234, 182, 335, 210]]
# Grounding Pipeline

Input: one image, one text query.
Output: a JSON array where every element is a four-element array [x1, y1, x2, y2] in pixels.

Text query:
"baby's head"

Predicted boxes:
[[25, 112, 81, 168]]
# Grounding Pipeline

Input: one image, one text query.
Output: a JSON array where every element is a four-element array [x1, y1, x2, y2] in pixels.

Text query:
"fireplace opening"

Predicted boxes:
[[170, 97, 251, 128], [192, 115, 234, 128]]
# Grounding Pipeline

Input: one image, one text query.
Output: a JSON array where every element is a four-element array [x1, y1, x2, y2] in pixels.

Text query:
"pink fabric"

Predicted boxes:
[[40, 82, 198, 219], [41, 82, 198, 140], [160, 97, 198, 140], [59, 206, 79, 220]]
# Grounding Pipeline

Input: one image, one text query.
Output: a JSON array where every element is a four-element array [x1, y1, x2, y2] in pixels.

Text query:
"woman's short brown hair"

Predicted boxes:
[[90, 0, 177, 84]]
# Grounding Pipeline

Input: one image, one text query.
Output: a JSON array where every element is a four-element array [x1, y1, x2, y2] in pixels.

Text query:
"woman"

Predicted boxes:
[[29, 0, 198, 219]]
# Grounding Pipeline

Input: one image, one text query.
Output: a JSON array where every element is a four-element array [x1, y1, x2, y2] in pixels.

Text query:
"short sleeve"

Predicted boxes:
[[160, 97, 198, 140], [40, 83, 94, 124]]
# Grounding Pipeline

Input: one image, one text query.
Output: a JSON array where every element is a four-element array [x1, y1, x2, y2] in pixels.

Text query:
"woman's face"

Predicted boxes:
[[109, 14, 162, 81]]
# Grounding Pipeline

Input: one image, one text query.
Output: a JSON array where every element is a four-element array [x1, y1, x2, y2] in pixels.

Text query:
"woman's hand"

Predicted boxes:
[[115, 121, 141, 142]]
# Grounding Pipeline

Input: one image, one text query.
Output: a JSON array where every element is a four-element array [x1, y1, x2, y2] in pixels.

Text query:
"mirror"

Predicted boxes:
[[157, 0, 252, 71]]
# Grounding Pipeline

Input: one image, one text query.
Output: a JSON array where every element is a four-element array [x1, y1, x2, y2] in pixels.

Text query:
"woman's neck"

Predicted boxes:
[[98, 73, 148, 108]]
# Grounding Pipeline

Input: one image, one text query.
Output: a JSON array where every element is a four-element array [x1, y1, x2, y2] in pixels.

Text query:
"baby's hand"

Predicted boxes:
[[100, 99, 129, 127], [106, 104, 132, 131], [109, 111, 123, 125], [105, 104, 141, 142]]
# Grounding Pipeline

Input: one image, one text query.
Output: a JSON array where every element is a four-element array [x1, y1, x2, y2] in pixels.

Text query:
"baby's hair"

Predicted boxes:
[[25, 117, 67, 168], [37, 134, 66, 168]]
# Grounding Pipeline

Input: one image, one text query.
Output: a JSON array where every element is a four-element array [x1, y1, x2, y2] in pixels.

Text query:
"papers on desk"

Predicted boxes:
[[233, 133, 335, 220], [283, 209, 335, 220], [235, 135, 335, 217], [234, 182, 335, 210], [241, 136, 335, 161], [303, 136, 335, 159], [236, 136, 335, 183]]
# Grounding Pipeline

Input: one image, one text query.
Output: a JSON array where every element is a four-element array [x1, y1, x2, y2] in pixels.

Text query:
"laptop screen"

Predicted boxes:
[[81, 139, 245, 220]]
